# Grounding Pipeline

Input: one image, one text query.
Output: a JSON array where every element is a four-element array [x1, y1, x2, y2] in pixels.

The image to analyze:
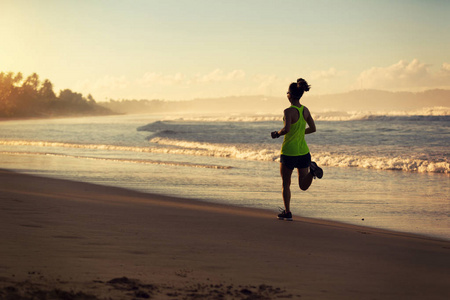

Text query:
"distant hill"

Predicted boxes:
[[100, 89, 450, 115]]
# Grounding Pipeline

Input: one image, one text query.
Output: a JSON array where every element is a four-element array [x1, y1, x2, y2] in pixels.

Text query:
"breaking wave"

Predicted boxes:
[[149, 138, 449, 174], [149, 137, 279, 161], [156, 107, 450, 122], [313, 152, 449, 174], [1, 139, 448, 173], [160, 115, 282, 122], [314, 106, 450, 121]]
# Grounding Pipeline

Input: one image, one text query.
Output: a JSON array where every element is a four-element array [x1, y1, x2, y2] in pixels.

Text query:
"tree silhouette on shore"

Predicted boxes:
[[0, 72, 113, 118]]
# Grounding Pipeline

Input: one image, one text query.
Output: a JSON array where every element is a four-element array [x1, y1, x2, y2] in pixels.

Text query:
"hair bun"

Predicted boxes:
[[297, 78, 310, 92]]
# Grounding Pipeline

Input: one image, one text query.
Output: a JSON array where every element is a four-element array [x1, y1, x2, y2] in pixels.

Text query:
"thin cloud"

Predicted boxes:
[[94, 75, 129, 89], [310, 67, 344, 81], [354, 59, 450, 90], [138, 72, 186, 86], [251, 74, 289, 96], [195, 69, 245, 83], [138, 69, 246, 86], [441, 62, 450, 73], [75, 75, 129, 95]]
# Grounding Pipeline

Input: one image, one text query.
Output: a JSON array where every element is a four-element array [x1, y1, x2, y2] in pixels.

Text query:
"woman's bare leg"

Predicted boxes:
[[298, 167, 313, 191], [280, 163, 293, 212]]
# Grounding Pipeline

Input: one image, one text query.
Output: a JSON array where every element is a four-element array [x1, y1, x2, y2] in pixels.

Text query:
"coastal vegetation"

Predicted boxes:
[[0, 72, 113, 118]]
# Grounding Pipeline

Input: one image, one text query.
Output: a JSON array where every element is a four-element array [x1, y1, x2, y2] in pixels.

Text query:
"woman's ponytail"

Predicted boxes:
[[297, 78, 311, 92]]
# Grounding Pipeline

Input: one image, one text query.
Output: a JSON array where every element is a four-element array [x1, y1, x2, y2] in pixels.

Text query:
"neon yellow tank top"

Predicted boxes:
[[281, 105, 309, 156]]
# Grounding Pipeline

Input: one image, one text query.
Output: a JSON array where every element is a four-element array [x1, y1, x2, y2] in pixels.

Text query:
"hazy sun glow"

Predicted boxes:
[[1, 0, 449, 101]]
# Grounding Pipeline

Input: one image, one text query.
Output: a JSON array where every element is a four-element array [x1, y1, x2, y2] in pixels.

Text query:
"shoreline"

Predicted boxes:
[[1, 169, 449, 299], [2, 167, 447, 243]]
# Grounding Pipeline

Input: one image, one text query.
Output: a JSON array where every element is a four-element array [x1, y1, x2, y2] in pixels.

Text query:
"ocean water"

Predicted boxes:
[[0, 111, 448, 240]]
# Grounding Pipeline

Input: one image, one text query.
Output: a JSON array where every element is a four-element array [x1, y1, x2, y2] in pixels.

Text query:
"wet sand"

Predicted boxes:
[[0, 169, 449, 299]]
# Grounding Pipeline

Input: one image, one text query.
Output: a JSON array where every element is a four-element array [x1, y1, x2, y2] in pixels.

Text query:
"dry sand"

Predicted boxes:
[[0, 169, 449, 299]]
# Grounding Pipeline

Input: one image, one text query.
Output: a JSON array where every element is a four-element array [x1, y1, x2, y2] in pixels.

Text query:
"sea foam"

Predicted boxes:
[[155, 106, 450, 122], [1, 139, 448, 173]]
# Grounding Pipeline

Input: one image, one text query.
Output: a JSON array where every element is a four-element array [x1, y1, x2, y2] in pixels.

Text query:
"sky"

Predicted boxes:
[[1, 0, 449, 101]]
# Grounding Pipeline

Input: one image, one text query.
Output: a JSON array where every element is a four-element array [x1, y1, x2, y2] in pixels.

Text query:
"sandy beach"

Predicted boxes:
[[0, 169, 449, 299]]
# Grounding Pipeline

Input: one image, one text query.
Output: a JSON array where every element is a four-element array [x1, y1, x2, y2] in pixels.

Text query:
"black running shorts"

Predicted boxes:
[[280, 153, 311, 170]]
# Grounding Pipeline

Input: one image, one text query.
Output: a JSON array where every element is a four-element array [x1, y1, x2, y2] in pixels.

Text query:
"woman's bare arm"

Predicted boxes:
[[303, 106, 316, 134]]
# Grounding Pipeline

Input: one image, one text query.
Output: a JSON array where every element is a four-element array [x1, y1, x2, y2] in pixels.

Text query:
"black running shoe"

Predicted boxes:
[[277, 208, 293, 221], [310, 161, 323, 179]]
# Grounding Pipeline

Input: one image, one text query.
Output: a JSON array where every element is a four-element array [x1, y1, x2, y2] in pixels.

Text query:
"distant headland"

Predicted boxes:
[[0, 72, 114, 119]]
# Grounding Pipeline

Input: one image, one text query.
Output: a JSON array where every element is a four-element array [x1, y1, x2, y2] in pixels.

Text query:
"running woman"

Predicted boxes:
[[271, 78, 323, 221]]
